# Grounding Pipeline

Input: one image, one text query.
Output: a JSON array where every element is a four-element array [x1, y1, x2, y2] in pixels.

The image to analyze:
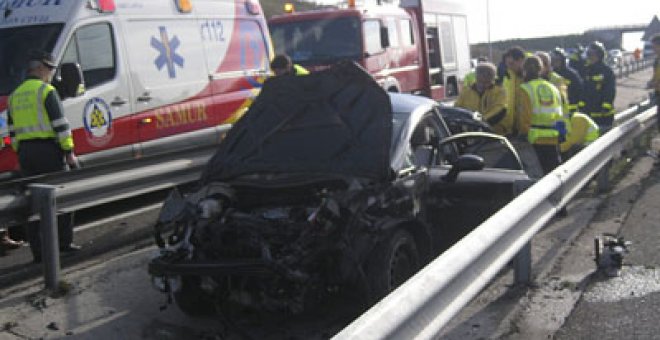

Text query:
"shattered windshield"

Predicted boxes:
[[0, 24, 63, 95], [269, 17, 362, 66]]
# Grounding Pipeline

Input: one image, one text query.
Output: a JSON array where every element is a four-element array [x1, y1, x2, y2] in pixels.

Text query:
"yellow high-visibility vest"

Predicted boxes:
[[8, 79, 73, 152], [521, 79, 564, 144]]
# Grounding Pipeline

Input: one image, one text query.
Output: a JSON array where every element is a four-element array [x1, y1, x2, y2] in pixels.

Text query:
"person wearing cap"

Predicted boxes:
[[270, 54, 309, 77], [6, 50, 81, 263], [550, 48, 583, 114], [581, 41, 616, 132]]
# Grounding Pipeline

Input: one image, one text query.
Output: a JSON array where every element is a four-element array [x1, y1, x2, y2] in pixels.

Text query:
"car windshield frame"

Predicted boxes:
[[0, 24, 63, 95], [269, 16, 363, 66]]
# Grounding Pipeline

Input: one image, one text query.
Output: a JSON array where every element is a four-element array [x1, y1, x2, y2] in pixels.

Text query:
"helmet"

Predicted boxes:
[[587, 41, 606, 60], [551, 47, 566, 60]]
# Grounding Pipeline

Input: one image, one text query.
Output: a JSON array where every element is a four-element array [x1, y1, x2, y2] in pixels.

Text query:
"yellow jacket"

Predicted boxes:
[[454, 83, 507, 134], [652, 57, 660, 93], [560, 113, 600, 152], [501, 70, 523, 135]]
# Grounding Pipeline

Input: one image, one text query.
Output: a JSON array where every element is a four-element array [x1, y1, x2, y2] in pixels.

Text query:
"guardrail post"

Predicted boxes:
[[597, 161, 610, 193], [513, 241, 532, 284], [29, 184, 60, 290]]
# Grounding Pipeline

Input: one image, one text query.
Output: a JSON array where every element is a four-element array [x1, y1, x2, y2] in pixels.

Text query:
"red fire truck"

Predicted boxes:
[[268, 0, 471, 101]]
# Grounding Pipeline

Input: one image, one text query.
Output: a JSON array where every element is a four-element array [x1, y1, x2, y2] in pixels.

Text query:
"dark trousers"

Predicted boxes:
[[18, 139, 74, 258], [533, 144, 562, 175]]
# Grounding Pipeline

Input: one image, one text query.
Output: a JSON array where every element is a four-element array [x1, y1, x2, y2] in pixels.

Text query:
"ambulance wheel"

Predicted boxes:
[[365, 229, 419, 303], [174, 276, 216, 316]]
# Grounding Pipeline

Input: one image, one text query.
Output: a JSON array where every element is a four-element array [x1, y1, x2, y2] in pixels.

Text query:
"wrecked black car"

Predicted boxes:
[[148, 62, 530, 316]]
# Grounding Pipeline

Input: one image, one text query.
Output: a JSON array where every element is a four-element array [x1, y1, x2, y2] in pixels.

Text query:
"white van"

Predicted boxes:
[[0, 0, 273, 177]]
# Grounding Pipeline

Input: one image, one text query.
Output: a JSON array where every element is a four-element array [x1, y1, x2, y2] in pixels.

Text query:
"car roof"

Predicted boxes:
[[389, 92, 438, 114]]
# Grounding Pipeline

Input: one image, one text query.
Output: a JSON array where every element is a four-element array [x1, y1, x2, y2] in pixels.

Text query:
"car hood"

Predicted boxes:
[[200, 62, 392, 184]]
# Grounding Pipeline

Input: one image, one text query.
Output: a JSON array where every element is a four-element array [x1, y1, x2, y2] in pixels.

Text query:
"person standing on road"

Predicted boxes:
[[501, 46, 527, 136], [6, 50, 81, 263], [648, 34, 660, 130], [270, 54, 309, 77], [568, 44, 587, 78], [580, 41, 616, 133], [454, 62, 507, 134], [516, 56, 564, 175], [551, 48, 584, 114]]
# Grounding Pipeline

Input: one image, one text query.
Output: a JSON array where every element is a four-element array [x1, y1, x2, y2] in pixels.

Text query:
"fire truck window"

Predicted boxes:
[[62, 23, 116, 89], [386, 19, 399, 48], [363, 20, 383, 56], [438, 15, 456, 70], [400, 19, 414, 46]]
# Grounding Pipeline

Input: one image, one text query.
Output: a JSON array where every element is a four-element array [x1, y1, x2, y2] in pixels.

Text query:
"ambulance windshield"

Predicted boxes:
[[0, 24, 63, 95], [269, 17, 362, 66]]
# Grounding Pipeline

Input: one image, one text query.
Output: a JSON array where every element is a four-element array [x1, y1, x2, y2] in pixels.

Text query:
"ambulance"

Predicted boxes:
[[268, 0, 471, 100], [0, 0, 272, 178]]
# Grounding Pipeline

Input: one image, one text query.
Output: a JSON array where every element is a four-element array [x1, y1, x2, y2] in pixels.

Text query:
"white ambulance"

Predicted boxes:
[[0, 0, 272, 177]]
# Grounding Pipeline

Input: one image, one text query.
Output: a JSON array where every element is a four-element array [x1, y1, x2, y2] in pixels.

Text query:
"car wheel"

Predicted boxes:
[[173, 276, 216, 316], [365, 229, 419, 303]]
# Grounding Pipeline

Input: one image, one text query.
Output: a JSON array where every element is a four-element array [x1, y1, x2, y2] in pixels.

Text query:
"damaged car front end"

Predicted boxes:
[[148, 62, 431, 315]]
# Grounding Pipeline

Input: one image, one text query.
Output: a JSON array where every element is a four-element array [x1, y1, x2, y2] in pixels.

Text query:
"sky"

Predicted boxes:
[[314, 0, 659, 48], [466, 0, 659, 45]]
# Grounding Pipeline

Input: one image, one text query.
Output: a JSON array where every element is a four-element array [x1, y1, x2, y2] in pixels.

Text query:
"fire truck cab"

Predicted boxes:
[[268, 0, 470, 101], [0, 0, 272, 178]]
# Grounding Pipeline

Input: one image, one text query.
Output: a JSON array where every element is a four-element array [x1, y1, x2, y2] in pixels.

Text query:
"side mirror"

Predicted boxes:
[[380, 26, 390, 49], [53, 63, 84, 99], [443, 154, 484, 182]]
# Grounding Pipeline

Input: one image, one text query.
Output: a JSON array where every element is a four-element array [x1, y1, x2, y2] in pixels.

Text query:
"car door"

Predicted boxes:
[[59, 20, 136, 163], [422, 109, 529, 250]]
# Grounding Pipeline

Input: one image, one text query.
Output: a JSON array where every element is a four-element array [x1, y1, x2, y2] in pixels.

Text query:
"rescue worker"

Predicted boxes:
[[454, 62, 507, 134], [501, 46, 526, 136], [537, 51, 569, 113], [463, 56, 488, 90], [568, 44, 586, 78], [551, 48, 584, 114], [270, 54, 309, 76], [580, 41, 616, 132], [648, 34, 660, 131], [6, 51, 81, 263], [516, 55, 564, 175], [560, 112, 600, 160]]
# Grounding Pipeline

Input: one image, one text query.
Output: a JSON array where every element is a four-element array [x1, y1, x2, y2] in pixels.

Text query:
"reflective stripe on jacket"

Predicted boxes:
[[520, 79, 564, 145], [8, 79, 73, 152], [294, 64, 310, 76]]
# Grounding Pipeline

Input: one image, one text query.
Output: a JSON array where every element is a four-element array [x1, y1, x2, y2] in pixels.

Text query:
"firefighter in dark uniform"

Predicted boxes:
[[580, 42, 616, 132], [7, 51, 81, 263], [551, 48, 584, 114]]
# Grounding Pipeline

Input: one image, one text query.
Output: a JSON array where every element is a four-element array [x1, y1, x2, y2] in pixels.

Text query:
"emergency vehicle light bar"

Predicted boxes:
[[88, 0, 116, 13], [175, 0, 193, 13]]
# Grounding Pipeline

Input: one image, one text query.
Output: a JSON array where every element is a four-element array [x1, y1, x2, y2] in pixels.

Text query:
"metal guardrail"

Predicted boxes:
[[335, 100, 657, 339], [612, 58, 653, 79]]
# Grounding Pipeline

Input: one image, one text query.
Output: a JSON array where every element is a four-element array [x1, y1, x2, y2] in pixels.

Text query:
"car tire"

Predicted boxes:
[[173, 276, 216, 317], [365, 229, 419, 303]]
